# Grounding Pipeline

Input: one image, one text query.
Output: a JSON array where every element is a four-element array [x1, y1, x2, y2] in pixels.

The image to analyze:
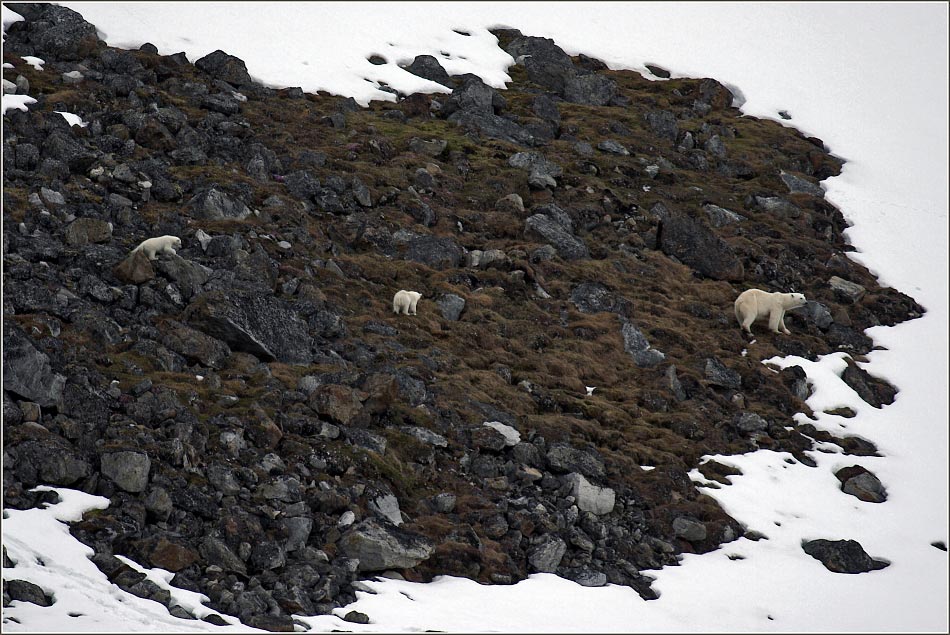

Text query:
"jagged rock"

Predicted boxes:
[[403, 55, 453, 88], [188, 187, 253, 221], [829, 276, 866, 303], [436, 293, 466, 321], [621, 321, 666, 368], [503, 33, 616, 106], [646, 64, 671, 78], [656, 208, 744, 281], [566, 473, 615, 515], [3, 321, 66, 407], [495, 193, 525, 213], [184, 291, 313, 363], [149, 538, 199, 572], [570, 282, 631, 315], [339, 519, 434, 571], [250, 541, 286, 571], [527, 535, 567, 573], [63, 218, 112, 246], [6, 3, 101, 61], [780, 170, 824, 197], [532, 94, 561, 123], [755, 196, 801, 219], [835, 466, 887, 503], [801, 539, 889, 573], [369, 493, 403, 526], [194, 49, 254, 86], [309, 384, 364, 426], [703, 204, 746, 227], [546, 443, 605, 479], [403, 235, 463, 269], [644, 110, 679, 141], [199, 537, 247, 575], [430, 493, 457, 513], [801, 300, 834, 329], [14, 439, 91, 486], [401, 426, 448, 448], [525, 214, 589, 260], [508, 151, 562, 188], [100, 450, 151, 492], [161, 320, 230, 369], [483, 421, 521, 446], [465, 249, 509, 269], [705, 357, 742, 389], [41, 130, 97, 173], [840, 361, 896, 408], [154, 255, 212, 300]]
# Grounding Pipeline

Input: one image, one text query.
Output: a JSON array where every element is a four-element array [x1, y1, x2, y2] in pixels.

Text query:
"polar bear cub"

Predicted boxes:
[[734, 288, 807, 335], [393, 290, 422, 316], [132, 235, 182, 260]]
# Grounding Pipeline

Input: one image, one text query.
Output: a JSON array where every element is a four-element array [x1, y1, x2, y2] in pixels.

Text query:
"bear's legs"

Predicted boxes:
[[739, 309, 756, 334], [409, 297, 418, 315], [768, 308, 786, 334], [778, 314, 791, 335]]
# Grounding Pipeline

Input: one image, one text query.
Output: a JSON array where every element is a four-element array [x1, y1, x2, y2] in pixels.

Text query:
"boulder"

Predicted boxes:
[[404, 235, 463, 269], [3, 321, 66, 407], [339, 519, 434, 571], [184, 291, 313, 363], [194, 49, 254, 86], [436, 293, 466, 321], [309, 384, 364, 426], [656, 209, 744, 281], [780, 170, 824, 197], [705, 357, 742, 389], [566, 473, 615, 515], [527, 535, 567, 573], [188, 187, 253, 221], [369, 493, 404, 526], [703, 204, 746, 228], [836, 465, 887, 503], [508, 151, 562, 189], [801, 539, 889, 573], [597, 139, 630, 156], [113, 249, 155, 284], [403, 55, 453, 88], [100, 450, 151, 492], [546, 443, 605, 479], [829, 276, 867, 303], [672, 517, 708, 542], [8, 3, 101, 61], [198, 537, 247, 575], [570, 282, 631, 315], [524, 214, 589, 260], [5, 579, 52, 607], [483, 421, 521, 446]]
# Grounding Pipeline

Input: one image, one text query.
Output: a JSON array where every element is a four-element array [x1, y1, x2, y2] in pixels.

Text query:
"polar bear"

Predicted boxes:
[[734, 288, 807, 335], [131, 235, 181, 260], [393, 290, 422, 316]]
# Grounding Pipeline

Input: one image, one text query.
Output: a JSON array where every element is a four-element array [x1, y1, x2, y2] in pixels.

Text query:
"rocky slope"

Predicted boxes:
[[2, 4, 924, 630]]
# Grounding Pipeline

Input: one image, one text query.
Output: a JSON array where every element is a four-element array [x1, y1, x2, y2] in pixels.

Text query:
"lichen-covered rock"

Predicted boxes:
[[339, 519, 434, 571]]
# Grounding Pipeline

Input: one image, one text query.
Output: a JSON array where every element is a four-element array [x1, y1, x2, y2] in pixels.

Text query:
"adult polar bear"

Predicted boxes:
[[131, 235, 181, 260], [392, 290, 422, 316], [735, 288, 807, 335]]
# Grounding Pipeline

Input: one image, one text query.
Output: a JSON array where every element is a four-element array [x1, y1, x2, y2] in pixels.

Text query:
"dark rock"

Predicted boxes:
[[249, 541, 286, 571], [42, 130, 97, 173], [310, 384, 364, 426], [8, 3, 101, 61], [113, 249, 155, 285], [801, 300, 834, 329], [194, 49, 254, 86], [656, 209, 744, 281], [672, 516, 707, 542], [184, 291, 313, 363], [245, 615, 295, 632], [5, 579, 52, 606], [200, 93, 241, 115], [161, 320, 230, 368], [404, 235, 463, 269], [801, 539, 889, 573], [3, 321, 66, 407], [566, 567, 608, 587], [735, 412, 769, 434], [644, 110, 679, 141], [645, 64, 671, 78], [503, 34, 616, 106], [64, 218, 112, 246], [570, 282, 630, 315], [198, 537, 247, 575], [339, 519, 434, 571], [703, 204, 746, 228], [403, 55, 453, 88], [508, 151, 562, 189], [829, 276, 866, 303], [841, 362, 896, 408], [780, 170, 824, 197], [705, 357, 742, 389], [15, 439, 91, 486], [149, 538, 199, 572], [546, 443, 605, 479], [597, 139, 630, 156]]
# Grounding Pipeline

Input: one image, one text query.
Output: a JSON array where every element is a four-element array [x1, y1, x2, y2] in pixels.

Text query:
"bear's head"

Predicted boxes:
[[787, 292, 807, 308], [172, 237, 182, 248]]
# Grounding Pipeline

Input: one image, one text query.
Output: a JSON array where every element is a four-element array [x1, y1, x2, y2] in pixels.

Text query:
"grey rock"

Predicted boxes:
[[666, 365, 688, 402], [65, 218, 112, 246], [836, 466, 887, 503], [401, 426, 448, 448], [527, 535, 567, 573], [352, 176, 373, 207], [755, 196, 801, 218], [465, 248, 509, 269], [672, 516, 708, 542], [188, 187, 252, 221], [735, 412, 769, 434], [161, 320, 230, 369], [705, 357, 742, 389], [566, 473, 615, 515], [431, 493, 457, 513], [780, 170, 824, 197], [801, 300, 834, 329], [339, 519, 434, 571], [644, 110, 679, 141], [404, 235, 464, 269], [509, 151, 562, 189], [801, 539, 889, 573], [436, 293, 466, 321], [343, 611, 371, 625], [144, 487, 173, 521], [568, 568, 608, 587], [3, 322, 66, 407], [10, 4, 100, 61], [703, 204, 746, 228], [532, 94, 561, 123], [100, 451, 151, 492], [5, 579, 52, 606], [495, 193, 525, 213], [408, 137, 448, 157], [256, 476, 302, 502], [621, 321, 666, 368], [525, 214, 589, 260], [249, 541, 286, 571], [154, 255, 212, 300], [597, 139, 630, 156], [704, 135, 727, 158], [570, 282, 630, 315], [829, 276, 866, 303]]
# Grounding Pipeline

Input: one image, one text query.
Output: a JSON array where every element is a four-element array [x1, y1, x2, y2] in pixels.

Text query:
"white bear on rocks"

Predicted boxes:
[[393, 290, 422, 316], [734, 288, 807, 335], [131, 235, 182, 260]]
